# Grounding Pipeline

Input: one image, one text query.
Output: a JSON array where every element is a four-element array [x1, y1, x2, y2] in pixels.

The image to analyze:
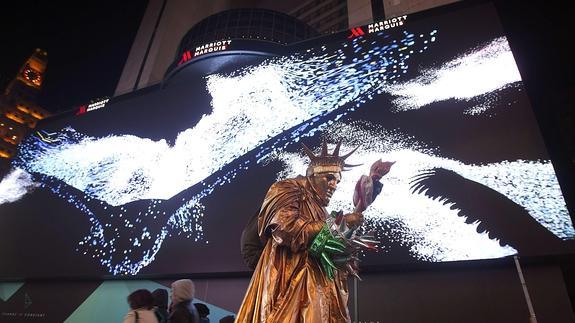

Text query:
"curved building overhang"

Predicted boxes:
[[164, 8, 319, 83], [163, 39, 287, 86]]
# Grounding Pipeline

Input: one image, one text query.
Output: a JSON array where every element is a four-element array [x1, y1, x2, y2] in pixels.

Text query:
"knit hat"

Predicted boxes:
[[171, 279, 195, 304]]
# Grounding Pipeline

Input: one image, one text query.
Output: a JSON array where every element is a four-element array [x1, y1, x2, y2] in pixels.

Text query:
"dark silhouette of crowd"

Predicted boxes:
[[123, 279, 235, 323]]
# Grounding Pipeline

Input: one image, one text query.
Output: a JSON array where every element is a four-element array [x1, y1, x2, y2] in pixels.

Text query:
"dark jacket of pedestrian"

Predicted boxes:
[[168, 279, 199, 323]]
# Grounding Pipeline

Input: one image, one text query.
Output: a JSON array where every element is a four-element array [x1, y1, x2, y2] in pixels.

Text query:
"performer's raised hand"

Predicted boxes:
[[343, 212, 364, 229]]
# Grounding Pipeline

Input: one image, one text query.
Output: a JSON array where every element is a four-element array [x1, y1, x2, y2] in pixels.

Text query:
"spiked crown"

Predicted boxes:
[[302, 140, 360, 176]]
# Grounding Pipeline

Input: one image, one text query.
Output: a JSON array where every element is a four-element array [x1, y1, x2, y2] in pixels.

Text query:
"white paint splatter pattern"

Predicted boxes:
[[0, 168, 39, 204], [6, 29, 440, 274], [387, 37, 522, 111], [11, 30, 438, 207], [0, 29, 568, 274], [269, 121, 572, 261]]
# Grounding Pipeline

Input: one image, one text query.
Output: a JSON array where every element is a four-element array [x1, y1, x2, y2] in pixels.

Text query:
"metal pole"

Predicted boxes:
[[513, 256, 537, 323], [353, 276, 359, 322]]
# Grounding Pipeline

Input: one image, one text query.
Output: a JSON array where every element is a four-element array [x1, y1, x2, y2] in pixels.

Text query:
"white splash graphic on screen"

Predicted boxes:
[[387, 37, 522, 111], [5, 30, 568, 275], [269, 121, 572, 261], [0, 168, 39, 204], [14, 30, 438, 207], [8, 29, 440, 274]]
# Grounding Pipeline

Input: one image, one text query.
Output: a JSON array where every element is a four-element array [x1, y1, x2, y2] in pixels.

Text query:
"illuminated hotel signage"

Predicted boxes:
[[194, 40, 232, 56], [76, 98, 110, 116], [178, 40, 233, 65], [348, 15, 408, 39], [88, 98, 109, 111], [367, 15, 407, 33]]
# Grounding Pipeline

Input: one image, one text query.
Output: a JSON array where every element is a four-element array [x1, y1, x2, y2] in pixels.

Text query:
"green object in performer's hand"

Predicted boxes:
[[310, 224, 346, 279]]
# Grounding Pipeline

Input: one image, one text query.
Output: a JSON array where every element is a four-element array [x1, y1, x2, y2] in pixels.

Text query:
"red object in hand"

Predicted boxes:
[[353, 160, 395, 213], [353, 175, 372, 213]]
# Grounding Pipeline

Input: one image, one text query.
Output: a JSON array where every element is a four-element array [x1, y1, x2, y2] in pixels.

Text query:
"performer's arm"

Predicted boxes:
[[266, 200, 324, 253]]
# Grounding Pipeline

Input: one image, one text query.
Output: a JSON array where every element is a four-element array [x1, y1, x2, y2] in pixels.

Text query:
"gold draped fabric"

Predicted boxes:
[[236, 176, 350, 323]]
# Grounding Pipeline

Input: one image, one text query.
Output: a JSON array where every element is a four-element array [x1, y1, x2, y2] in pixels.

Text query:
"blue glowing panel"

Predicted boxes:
[[0, 2, 573, 278]]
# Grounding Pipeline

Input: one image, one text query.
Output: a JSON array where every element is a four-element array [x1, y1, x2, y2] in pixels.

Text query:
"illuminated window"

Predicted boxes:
[[30, 111, 44, 119], [5, 112, 25, 124], [17, 105, 30, 113]]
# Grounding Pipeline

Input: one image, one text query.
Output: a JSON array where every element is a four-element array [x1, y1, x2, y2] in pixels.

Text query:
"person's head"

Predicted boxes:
[[308, 171, 341, 206], [171, 279, 195, 305], [302, 140, 358, 206], [152, 288, 169, 310], [127, 289, 154, 310], [369, 159, 395, 181], [194, 303, 210, 318]]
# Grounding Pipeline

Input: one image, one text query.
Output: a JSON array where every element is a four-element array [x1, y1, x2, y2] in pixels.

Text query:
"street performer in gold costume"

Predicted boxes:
[[236, 141, 363, 323]]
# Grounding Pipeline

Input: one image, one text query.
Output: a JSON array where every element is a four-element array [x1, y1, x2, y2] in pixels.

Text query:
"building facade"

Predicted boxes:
[[0, 48, 51, 167], [114, 0, 459, 96]]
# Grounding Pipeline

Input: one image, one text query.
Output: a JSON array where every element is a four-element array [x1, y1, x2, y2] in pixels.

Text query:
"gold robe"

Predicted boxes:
[[236, 176, 350, 323]]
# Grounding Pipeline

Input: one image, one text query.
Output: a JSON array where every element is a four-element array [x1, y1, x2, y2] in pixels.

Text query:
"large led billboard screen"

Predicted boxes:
[[0, 1, 573, 279]]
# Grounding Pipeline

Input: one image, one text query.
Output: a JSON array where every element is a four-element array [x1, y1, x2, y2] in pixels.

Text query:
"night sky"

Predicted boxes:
[[0, 1, 148, 113]]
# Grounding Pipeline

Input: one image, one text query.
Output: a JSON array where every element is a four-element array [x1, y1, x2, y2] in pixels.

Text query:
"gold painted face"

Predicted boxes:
[[309, 171, 341, 206]]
